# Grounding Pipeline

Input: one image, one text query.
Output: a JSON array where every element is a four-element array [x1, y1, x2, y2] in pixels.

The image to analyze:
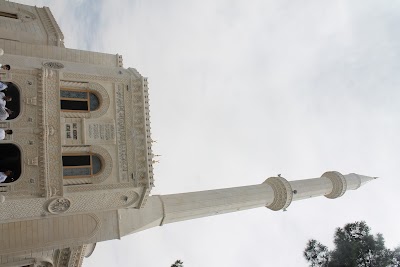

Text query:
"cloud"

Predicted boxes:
[[11, 0, 400, 266]]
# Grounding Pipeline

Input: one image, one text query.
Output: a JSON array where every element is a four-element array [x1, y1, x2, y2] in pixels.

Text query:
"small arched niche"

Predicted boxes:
[[0, 144, 21, 183], [0, 82, 20, 120]]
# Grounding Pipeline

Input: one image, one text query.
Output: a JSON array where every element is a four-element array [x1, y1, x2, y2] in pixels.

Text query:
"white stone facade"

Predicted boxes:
[[0, 1, 375, 267], [0, 1, 154, 266]]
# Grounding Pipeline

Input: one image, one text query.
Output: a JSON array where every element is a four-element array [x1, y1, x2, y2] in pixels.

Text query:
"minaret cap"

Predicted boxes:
[[344, 173, 377, 190]]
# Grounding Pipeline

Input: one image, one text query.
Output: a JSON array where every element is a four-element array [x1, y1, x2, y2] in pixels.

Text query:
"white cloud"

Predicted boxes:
[[12, 0, 400, 266]]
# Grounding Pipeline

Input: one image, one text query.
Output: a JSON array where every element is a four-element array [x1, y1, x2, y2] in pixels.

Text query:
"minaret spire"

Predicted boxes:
[[118, 171, 375, 236]]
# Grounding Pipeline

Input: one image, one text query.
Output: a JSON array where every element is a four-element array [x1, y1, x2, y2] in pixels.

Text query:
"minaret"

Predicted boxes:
[[119, 171, 376, 235]]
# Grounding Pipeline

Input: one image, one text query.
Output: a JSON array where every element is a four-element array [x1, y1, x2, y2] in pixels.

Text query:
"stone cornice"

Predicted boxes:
[[36, 6, 64, 46], [324, 171, 347, 199], [264, 176, 293, 211]]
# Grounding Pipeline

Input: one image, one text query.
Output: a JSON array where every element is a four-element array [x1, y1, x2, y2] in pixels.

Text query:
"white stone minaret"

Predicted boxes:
[[119, 171, 376, 235]]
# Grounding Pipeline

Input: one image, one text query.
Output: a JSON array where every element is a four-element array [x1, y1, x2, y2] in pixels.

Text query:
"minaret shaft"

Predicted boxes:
[[159, 184, 275, 225], [290, 177, 333, 201], [156, 172, 374, 225], [119, 172, 375, 236]]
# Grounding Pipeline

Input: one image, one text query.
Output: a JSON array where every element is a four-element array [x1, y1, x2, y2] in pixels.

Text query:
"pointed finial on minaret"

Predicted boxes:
[[343, 173, 377, 190]]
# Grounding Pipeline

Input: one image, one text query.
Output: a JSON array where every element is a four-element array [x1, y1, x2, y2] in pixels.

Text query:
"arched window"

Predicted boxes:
[[0, 82, 20, 120], [0, 144, 21, 183], [62, 154, 102, 178], [60, 89, 99, 112]]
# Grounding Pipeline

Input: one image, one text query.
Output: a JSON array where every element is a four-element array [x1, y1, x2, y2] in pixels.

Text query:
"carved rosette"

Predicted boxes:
[[43, 61, 64, 70], [324, 171, 347, 199], [263, 176, 293, 211], [47, 197, 71, 214]]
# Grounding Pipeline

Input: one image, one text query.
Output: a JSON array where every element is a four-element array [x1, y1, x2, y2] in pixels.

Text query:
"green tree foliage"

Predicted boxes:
[[171, 260, 184, 267], [304, 221, 399, 267], [304, 239, 329, 267]]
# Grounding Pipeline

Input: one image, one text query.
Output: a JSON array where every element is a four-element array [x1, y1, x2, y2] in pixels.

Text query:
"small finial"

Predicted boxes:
[[277, 174, 281, 177]]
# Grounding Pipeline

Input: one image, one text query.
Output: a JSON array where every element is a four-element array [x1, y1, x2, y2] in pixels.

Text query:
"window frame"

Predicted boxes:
[[62, 153, 102, 179], [60, 88, 92, 113]]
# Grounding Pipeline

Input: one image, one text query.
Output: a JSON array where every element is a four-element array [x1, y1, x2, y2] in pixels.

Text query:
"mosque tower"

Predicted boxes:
[[0, 1, 375, 266], [118, 172, 376, 235]]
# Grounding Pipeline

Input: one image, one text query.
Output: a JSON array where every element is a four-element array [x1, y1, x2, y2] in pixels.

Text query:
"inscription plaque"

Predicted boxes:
[[86, 121, 116, 143]]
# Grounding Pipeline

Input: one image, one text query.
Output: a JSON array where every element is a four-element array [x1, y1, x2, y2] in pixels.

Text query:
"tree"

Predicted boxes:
[[304, 221, 399, 267], [304, 239, 329, 267], [171, 260, 184, 267]]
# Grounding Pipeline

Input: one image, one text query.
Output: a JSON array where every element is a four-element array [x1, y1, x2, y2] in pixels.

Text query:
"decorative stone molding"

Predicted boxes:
[[9, 69, 39, 76], [69, 245, 85, 267], [263, 176, 293, 211], [324, 171, 347, 199], [130, 78, 154, 189], [127, 68, 142, 79], [27, 156, 39, 166], [25, 96, 38, 105], [0, 121, 10, 128], [66, 190, 140, 212], [47, 197, 71, 214], [61, 112, 91, 119], [90, 145, 113, 183], [0, 189, 139, 221], [41, 68, 63, 197], [55, 248, 71, 267], [18, 9, 37, 23], [65, 182, 132, 193], [62, 72, 129, 83], [34, 261, 53, 267], [88, 82, 110, 118], [36, 7, 64, 46], [115, 85, 128, 180], [61, 145, 90, 153], [43, 61, 65, 69]]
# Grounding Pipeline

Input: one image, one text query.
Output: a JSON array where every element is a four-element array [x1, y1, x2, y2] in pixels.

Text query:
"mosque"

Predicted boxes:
[[0, 1, 375, 266]]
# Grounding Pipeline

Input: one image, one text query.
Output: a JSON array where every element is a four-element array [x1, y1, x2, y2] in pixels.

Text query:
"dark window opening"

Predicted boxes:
[[62, 155, 91, 166], [0, 11, 18, 19], [1, 82, 20, 120], [0, 144, 21, 183], [62, 154, 101, 178], [60, 90, 99, 112], [60, 100, 88, 111]]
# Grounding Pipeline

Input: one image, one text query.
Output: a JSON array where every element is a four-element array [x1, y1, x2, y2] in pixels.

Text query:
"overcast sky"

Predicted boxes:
[[14, 0, 400, 266]]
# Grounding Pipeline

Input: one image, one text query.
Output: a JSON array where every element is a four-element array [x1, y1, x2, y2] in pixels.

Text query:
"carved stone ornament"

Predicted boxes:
[[263, 176, 293, 211], [324, 171, 347, 199], [43, 61, 64, 69], [47, 197, 71, 214]]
